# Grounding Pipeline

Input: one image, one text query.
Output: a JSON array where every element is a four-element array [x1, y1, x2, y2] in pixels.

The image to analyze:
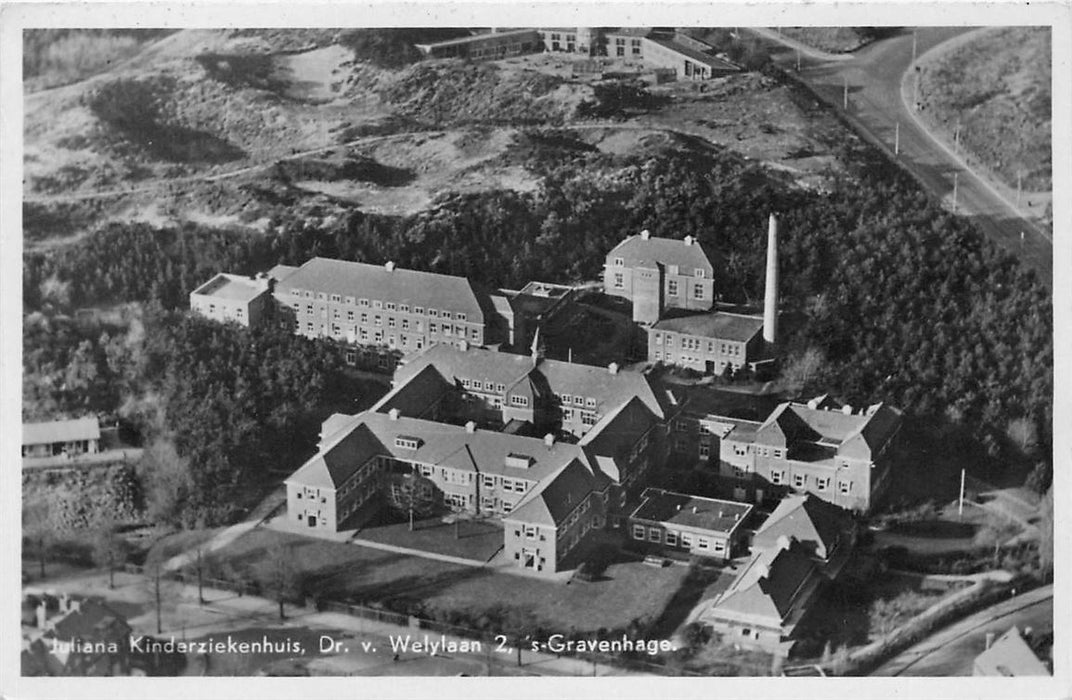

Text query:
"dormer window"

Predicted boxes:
[[394, 436, 421, 450]]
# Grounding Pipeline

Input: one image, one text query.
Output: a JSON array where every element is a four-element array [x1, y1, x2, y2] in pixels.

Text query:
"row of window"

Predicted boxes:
[[611, 257, 706, 278], [289, 289, 468, 321], [769, 470, 853, 494], [460, 377, 507, 394], [631, 525, 725, 552], [654, 334, 740, 356]]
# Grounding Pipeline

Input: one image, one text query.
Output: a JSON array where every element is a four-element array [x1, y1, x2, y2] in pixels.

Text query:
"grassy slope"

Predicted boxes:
[[778, 28, 871, 54], [919, 27, 1051, 191]]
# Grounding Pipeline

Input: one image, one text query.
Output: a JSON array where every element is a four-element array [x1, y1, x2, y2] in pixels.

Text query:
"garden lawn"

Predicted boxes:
[[215, 528, 689, 633], [355, 515, 504, 563]]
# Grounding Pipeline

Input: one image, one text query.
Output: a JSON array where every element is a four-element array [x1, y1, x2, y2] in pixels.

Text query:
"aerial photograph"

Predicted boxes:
[[12, 17, 1058, 688]]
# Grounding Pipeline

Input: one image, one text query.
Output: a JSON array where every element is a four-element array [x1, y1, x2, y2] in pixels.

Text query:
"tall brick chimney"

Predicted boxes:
[[763, 214, 779, 344]]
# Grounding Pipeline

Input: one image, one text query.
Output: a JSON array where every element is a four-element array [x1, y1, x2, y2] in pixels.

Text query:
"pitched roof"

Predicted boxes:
[[371, 364, 454, 418], [190, 273, 267, 302], [974, 627, 1050, 676], [606, 234, 714, 273], [644, 36, 741, 71], [753, 494, 854, 560], [396, 344, 673, 420], [45, 598, 131, 642], [289, 409, 592, 491], [274, 257, 493, 322], [652, 312, 764, 342], [23, 417, 100, 446], [395, 343, 535, 393], [631, 488, 751, 533], [287, 422, 387, 489], [711, 539, 818, 627], [506, 459, 599, 526], [757, 402, 903, 457]]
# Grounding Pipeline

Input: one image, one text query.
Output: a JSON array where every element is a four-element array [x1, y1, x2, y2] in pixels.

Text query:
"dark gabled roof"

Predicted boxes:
[[274, 257, 492, 322], [753, 494, 854, 560], [395, 344, 673, 420], [631, 488, 751, 533], [653, 312, 764, 342], [45, 598, 131, 643], [974, 627, 1050, 676], [371, 364, 454, 418], [23, 417, 100, 446], [606, 234, 714, 273], [757, 401, 903, 457], [288, 422, 387, 489], [506, 459, 599, 526], [712, 539, 818, 624]]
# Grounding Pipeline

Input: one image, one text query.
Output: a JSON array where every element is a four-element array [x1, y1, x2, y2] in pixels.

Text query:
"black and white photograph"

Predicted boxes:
[[1, 2, 1068, 697]]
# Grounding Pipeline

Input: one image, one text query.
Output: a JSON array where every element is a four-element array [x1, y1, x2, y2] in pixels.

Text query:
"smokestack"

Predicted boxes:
[[763, 214, 779, 344]]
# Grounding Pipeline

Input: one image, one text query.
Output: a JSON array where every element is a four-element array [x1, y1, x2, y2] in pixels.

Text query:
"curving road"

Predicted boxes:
[[872, 585, 1052, 676], [750, 27, 1053, 288]]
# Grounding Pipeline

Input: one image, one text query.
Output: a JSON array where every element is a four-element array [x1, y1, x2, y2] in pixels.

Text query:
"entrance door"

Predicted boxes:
[[307, 515, 317, 527]]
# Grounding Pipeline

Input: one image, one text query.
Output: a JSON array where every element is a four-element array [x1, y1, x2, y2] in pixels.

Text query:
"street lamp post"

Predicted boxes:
[[952, 172, 959, 213], [894, 122, 900, 155]]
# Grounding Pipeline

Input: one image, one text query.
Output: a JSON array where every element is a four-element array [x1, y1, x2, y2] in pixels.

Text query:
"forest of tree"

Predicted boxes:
[[23, 131, 1054, 519]]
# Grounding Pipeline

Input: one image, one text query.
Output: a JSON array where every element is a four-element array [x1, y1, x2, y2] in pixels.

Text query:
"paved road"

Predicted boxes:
[[871, 585, 1053, 676], [751, 28, 1053, 288]]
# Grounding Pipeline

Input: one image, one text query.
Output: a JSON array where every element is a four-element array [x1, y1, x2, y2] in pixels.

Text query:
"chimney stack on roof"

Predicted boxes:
[[465, 421, 476, 433], [842, 405, 853, 415], [35, 601, 47, 629], [763, 213, 779, 345], [807, 396, 821, 410], [388, 408, 400, 421], [692, 506, 698, 514], [544, 433, 555, 448], [608, 362, 619, 375], [684, 235, 694, 246], [385, 261, 396, 272], [776, 534, 791, 551], [640, 229, 651, 240]]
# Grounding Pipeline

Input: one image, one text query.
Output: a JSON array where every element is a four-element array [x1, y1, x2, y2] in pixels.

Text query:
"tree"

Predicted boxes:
[[92, 518, 130, 589], [781, 347, 826, 395], [255, 543, 302, 620], [23, 505, 55, 581], [141, 550, 179, 635], [1005, 417, 1039, 457], [384, 472, 438, 530], [831, 644, 851, 676], [1036, 487, 1053, 582], [974, 519, 1022, 567]]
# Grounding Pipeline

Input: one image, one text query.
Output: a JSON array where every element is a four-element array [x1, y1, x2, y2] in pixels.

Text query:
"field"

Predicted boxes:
[[215, 527, 690, 635], [918, 26, 1052, 191]]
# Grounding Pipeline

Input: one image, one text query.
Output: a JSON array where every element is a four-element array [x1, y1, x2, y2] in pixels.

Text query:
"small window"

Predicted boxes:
[[632, 524, 645, 540], [665, 531, 678, 547], [648, 527, 661, 543]]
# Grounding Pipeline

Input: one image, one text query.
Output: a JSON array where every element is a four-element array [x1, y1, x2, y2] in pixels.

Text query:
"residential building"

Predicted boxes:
[[189, 273, 272, 327], [751, 494, 857, 578], [284, 351, 674, 576], [414, 29, 543, 60], [22, 417, 100, 460], [268, 257, 518, 371], [973, 626, 1051, 676], [700, 536, 825, 655], [604, 230, 716, 324], [649, 312, 766, 374], [627, 488, 752, 562], [22, 594, 133, 676]]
